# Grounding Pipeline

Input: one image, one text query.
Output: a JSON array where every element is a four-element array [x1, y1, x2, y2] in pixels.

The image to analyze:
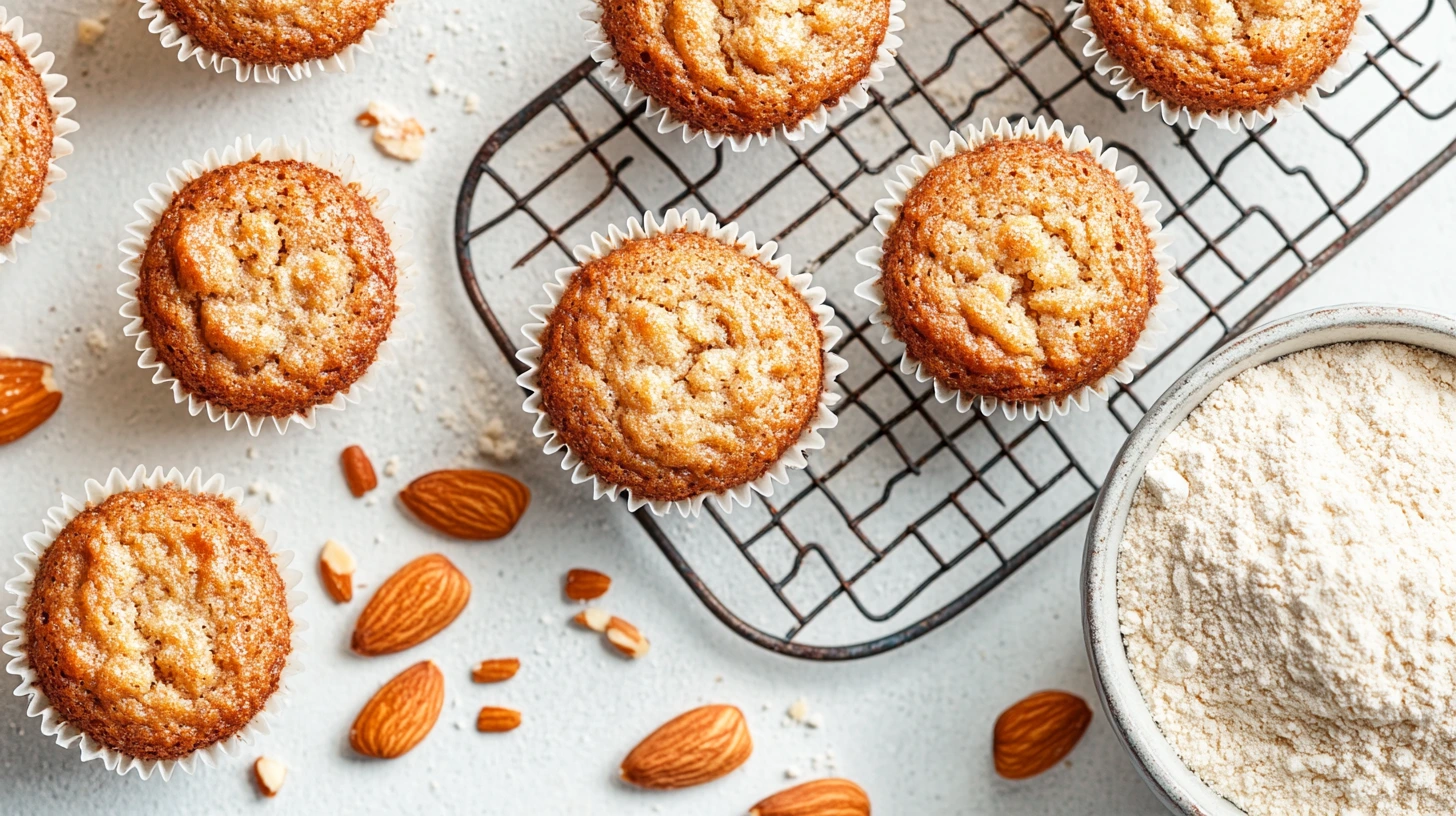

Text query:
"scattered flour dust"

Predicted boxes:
[[1119, 342, 1456, 815]]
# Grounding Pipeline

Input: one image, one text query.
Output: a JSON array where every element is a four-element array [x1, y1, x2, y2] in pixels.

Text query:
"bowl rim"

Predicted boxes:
[[1081, 304, 1456, 816]]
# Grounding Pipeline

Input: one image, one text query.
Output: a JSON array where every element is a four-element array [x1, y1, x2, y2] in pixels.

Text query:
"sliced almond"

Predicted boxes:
[[0, 358, 62, 445], [341, 445, 378, 497], [471, 657, 520, 684], [319, 539, 356, 603], [564, 568, 611, 601], [351, 554, 471, 656], [572, 607, 610, 633], [253, 756, 286, 797], [476, 706, 522, 733], [350, 660, 446, 759], [620, 704, 752, 789], [606, 616, 650, 659]]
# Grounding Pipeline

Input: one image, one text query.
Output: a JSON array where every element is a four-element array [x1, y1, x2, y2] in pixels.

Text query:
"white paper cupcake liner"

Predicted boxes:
[[516, 208, 848, 517], [0, 7, 77, 265], [2, 466, 306, 781], [582, 0, 904, 151], [116, 135, 415, 436], [1066, 0, 1379, 131], [853, 117, 1178, 421], [137, 0, 398, 83]]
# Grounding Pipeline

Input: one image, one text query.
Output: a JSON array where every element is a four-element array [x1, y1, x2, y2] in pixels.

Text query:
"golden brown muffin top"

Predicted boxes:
[[537, 232, 824, 502], [598, 0, 891, 138], [137, 158, 397, 418], [1086, 0, 1360, 114], [0, 29, 53, 248], [879, 138, 1160, 404], [158, 0, 394, 65], [24, 486, 292, 762]]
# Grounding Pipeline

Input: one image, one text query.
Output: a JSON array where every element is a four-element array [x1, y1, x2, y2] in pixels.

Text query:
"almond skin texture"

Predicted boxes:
[[750, 778, 872, 816], [564, 568, 611, 601], [341, 445, 378, 497], [350, 660, 445, 759], [471, 658, 520, 683], [0, 358, 61, 445], [606, 616, 650, 659], [621, 704, 752, 789], [351, 554, 471, 656], [993, 690, 1093, 780], [476, 706, 522, 732], [400, 469, 530, 540]]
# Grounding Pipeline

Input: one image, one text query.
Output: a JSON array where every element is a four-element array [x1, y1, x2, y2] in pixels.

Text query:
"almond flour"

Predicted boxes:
[[1120, 341, 1456, 815]]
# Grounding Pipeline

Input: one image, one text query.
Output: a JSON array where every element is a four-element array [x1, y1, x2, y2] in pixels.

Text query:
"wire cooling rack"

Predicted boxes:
[[456, 0, 1456, 659]]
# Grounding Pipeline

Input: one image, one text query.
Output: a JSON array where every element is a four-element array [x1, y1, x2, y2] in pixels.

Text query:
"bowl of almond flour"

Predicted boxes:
[[1084, 305, 1456, 816]]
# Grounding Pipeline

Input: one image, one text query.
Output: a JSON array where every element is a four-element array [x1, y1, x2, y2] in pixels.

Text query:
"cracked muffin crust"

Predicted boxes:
[[0, 28, 53, 248], [597, 0, 892, 138], [1085, 0, 1361, 115], [536, 232, 824, 502], [137, 158, 397, 418], [157, 0, 395, 66], [24, 486, 291, 762], [878, 137, 1160, 404]]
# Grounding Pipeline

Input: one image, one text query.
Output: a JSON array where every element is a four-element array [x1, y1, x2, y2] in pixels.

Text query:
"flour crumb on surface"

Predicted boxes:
[[77, 17, 107, 46], [1119, 342, 1456, 816], [383, 455, 400, 477], [84, 329, 109, 355], [246, 480, 283, 504]]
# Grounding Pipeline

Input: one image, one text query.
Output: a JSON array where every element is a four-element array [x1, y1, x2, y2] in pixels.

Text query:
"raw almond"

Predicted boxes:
[[992, 690, 1092, 780], [0, 358, 61, 445], [350, 660, 445, 759], [471, 657, 520, 683], [252, 756, 286, 797], [620, 704, 752, 789], [476, 706, 522, 732], [400, 469, 530, 540], [341, 445, 378, 497], [351, 554, 471, 656], [606, 616, 650, 659], [564, 568, 611, 601], [749, 778, 871, 816], [572, 608, 610, 632], [319, 539, 356, 603]]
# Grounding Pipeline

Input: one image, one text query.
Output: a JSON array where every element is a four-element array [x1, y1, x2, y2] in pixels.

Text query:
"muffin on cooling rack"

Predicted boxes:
[[519, 210, 845, 516], [22, 484, 292, 763], [134, 157, 398, 422], [155, 0, 396, 67], [586, 0, 903, 148], [1072, 0, 1365, 127], [857, 118, 1170, 420]]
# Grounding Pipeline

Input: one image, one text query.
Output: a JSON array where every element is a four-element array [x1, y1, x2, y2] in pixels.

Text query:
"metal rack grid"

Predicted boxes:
[[457, 0, 1456, 659]]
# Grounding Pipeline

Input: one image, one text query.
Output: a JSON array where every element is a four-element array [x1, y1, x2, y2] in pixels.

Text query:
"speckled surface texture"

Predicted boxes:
[[2, 0, 1454, 813]]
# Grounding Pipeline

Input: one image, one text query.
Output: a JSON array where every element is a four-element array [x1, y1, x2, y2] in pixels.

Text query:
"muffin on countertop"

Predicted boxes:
[[596, 0, 892, 139], [535, 231, 824, 503], [136, 158, 397, 418], [1083, 0, 1361, 116], [23, 486, 291, 761], [877, 137, 1160, 405], [0, 26, 54, 249], [157, 0, 395, 66]]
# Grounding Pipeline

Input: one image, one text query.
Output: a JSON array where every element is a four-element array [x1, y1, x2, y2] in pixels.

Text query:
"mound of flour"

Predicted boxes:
[[1119, 341, 1456, 816]]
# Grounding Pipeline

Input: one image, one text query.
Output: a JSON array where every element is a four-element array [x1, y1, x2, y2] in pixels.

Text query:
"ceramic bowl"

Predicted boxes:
[[1082, 304, 1456, 815]]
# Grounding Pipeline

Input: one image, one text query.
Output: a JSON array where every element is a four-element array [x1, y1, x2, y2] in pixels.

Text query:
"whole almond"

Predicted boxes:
[[352, 554, 471, 656], [476, 706, 522, 732], [0, 358, 61, 445], [350, 660, 445, 759], [341, 445, 378, 497], [620, 704, 752, 789], [564, 568, 611, 601], [253, 756, 287, 797], [606, 616, 650, 659], [319, 539, 356, 603], [750, 778, 871, 816], [400, 469, 530, 540], [992, 690, 1092, 780], [471, 657, 520, 683]]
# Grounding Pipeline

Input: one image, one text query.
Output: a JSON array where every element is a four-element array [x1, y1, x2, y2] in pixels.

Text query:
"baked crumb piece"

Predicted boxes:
[[359, 101, 425, 162]]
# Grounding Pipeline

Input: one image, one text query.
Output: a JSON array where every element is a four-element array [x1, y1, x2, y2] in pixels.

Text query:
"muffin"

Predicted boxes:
[[867, 122, 1163, 412], [156, 0, 395, 67], [23, 485, 291, 762], [135, 157, 398, 420], [590, 0, 899, 145], [529, 223, 833, 507], [0, 21, 55, 252], [1078, 0, 1362, 121]]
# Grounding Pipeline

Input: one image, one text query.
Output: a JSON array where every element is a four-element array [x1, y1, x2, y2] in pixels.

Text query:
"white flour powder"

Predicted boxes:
[[1119, 342, 1456, 815]]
